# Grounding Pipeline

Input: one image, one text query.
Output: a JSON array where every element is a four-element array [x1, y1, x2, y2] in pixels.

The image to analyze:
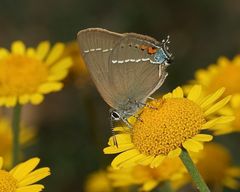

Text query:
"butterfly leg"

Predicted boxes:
[[147, 96, 156, 100], [121, 117, 133, 128], [135, 100, 158, 110], [124, 111, 143, 123]]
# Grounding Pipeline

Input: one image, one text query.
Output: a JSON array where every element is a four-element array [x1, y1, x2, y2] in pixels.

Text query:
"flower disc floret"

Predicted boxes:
[[132, 98, 205, 156], [0, 55, 48, 95], [0, 170, 17, 192]]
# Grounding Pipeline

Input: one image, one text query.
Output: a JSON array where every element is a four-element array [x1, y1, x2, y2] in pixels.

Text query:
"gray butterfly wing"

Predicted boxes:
[[108, 34, 168, 106], [123, 32, 160, 47], [77, 28, 123, 108]]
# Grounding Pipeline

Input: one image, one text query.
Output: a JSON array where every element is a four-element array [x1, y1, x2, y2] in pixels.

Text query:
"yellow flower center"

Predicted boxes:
[[0, 55, 48, 96], [208, 65, 240, 95], [132, 98, 206, 156], [0, 170, 17, 192]]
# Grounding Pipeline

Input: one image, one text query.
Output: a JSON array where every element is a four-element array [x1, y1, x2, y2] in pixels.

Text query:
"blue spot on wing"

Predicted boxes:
[[154, 48, 167, 64]]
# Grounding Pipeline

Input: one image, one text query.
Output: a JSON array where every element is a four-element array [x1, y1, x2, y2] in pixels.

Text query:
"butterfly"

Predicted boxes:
[[77, 28, 172, 128]]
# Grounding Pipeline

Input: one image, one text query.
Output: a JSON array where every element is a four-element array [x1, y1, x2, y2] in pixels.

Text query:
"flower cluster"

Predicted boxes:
[[0, 40, 73, 191], [102, 57, 240, 191]]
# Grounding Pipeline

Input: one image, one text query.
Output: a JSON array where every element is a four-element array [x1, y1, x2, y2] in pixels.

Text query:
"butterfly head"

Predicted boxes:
[[154, 36, 173, 65]]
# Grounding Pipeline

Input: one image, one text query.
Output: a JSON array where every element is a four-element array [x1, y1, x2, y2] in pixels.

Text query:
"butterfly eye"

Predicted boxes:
[[111, 111, 121, 121]]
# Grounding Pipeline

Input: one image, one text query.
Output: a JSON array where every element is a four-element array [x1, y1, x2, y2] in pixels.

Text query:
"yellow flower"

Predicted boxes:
[[197, 143, 240, 190], [0, 157, 50, 192], [84, 170, 113, 192], [0, 41, 72, 107], [104, 85, 233, 169], [177, 143, 240, 190], [209, 94, 240, 135], [185, 55, 240, 134], [62, 41, 90, 87], [0, 117, 35, 168], [108, 157, 185, 191], [193, 55, 240, 96]]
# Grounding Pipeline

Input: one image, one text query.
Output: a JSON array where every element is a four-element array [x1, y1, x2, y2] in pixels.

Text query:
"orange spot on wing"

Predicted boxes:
[[139, 45, 157, 54], [148, 47, 157, 54]]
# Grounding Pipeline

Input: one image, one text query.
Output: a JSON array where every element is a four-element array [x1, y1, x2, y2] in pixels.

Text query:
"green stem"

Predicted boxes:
[[180, 150, 210, 192], [12, 103, 22, 166]]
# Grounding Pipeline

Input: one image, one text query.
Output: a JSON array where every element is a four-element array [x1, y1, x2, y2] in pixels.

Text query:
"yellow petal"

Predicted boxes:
[[141, 180, 158, 191], [138, 156, 154, 166], [231, 94, 240, 108], [0, 97, 6, 106], [26, 48, 36, 57], [168, 148, 182, 158], [219, 106, 234, 116], [18, 167, 50, 187], [195, 69, 210, 85], [213, 127, 234, 136], [222, 177, 240, 190], [150, 155, 165, 168], [201, 87, 225, 108], [108, 134, 131, 146], [19, 95, 30, 105], [226, 167, 240, 177], [113, 126, 129, 132], [46, 43, 64, 65], [172, 87, 183, 98], [204, 96, 231, 116], [128, 116, 137, 124], [103, 144, 134, 154], [111, 149, 140, 169], [0, 157, 3, 169], [119, 154, 147, 168], [10, 158, 40, 181], [192, 134, 213, 142], [47, 71, 69, 81], [30, 94, 44, 105], [218, 56, 229, 66], [182, 139, 203, 152], [50, 57, 72, 72], [171, 173, 184, 181], [5, 96, 17, 107], [187, 85, 202, 102], [36, 41, 50, 60], [16, 184, 44, 192], [38, 82, 63, 94], [233, 55, 240, 65], [202, 118, 219, 129], [0, 48, 9, 58], [163, 93, 172, 99], [215, 116, 235, 124], [11, 41, 26, 55]]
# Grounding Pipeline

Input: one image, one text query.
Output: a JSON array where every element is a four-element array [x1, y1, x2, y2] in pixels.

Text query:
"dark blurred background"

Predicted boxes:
[[1, 0, 240, 191]]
